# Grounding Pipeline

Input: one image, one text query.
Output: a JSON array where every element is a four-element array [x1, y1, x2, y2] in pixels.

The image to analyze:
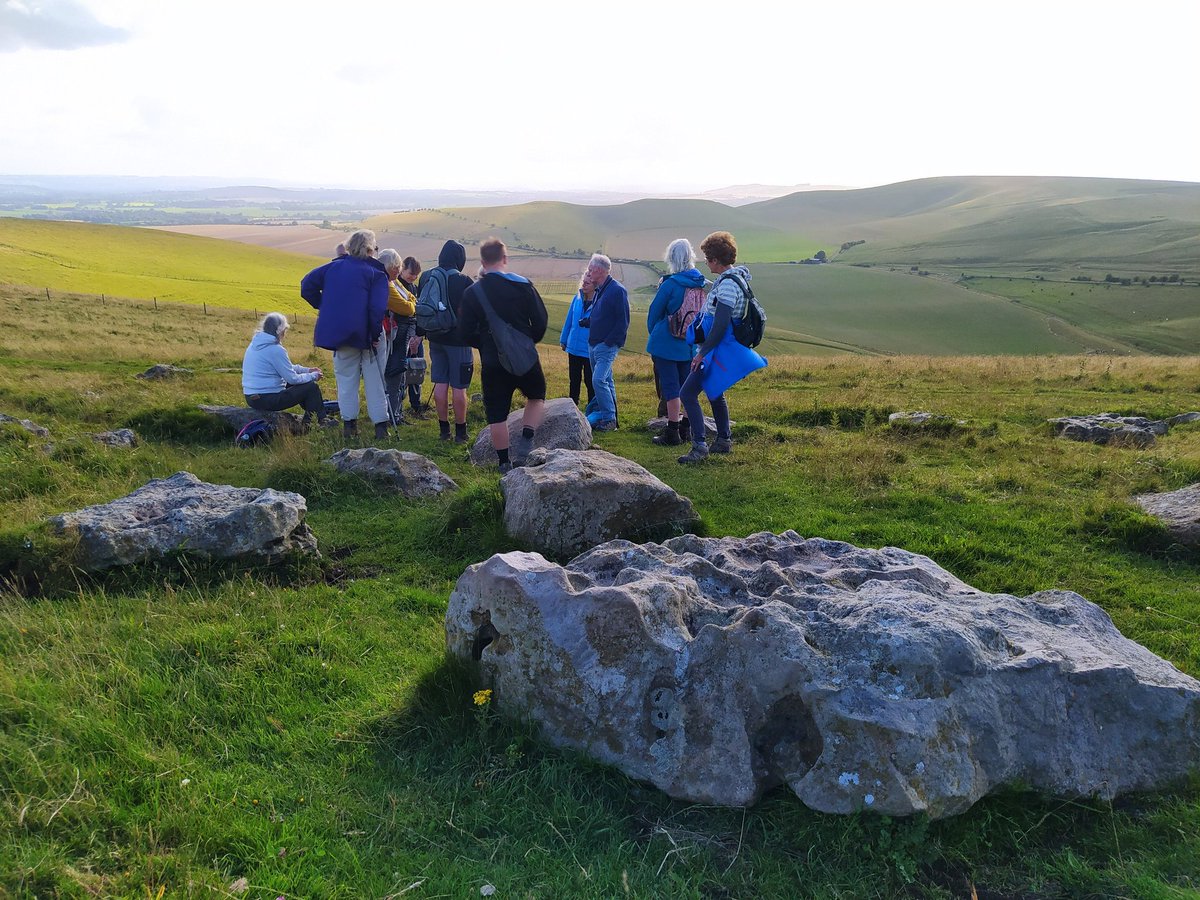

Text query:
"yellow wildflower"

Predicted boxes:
[[473, 689, 493, 707]]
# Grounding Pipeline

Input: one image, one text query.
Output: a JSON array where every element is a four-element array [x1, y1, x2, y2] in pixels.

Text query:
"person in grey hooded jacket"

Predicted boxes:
[[241, 312, 327, 426]]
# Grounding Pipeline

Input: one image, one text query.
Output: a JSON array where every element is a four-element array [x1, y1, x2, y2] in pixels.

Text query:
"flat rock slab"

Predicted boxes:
[[199, 405, 305, 435], [1168, 412, 1200, 427], [501, 448, 698, 557], [0, 413, 49, 437], [92, 428, 139, 448], [327, 448, 457, 497], [888, 411, 965, 427], [51, 471, 316, 571], [1049, 413, 1168, 448], [1135, 483, 1200, 548], [470, 397, 591, 467], [137, 364, 193, 379], [447, 531, 1200, 819]]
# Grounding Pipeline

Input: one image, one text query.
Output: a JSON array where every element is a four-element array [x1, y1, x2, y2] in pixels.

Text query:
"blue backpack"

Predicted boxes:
[[235, 418, 275, 448]]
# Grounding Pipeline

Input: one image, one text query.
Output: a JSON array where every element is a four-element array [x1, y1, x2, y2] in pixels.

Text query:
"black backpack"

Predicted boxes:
[[415, 268, 455, 335], [234, 418, 275, 448], [720, 272, 767, 348]]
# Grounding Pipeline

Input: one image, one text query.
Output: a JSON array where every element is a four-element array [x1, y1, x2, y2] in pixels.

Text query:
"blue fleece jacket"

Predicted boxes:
[[586, 276, 629, 348], [559, 291, 592, 357], [300, 255, 390, 351], [646, 268, 706, 361]]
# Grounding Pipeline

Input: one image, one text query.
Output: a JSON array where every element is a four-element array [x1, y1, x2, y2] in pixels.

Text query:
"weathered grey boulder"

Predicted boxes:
[[136, 364, 193, 379], [888, 411, 965, 427], [51, 471, 317, 571], [647, 416, 723, 442], [501, 448, 697, 557], [446, 531, 1200, 819], [327, 448, 457, 497], [0, 413, 49, 437], [1135, 483, 1200, 548], [1168, 412, 1200, 427], [1049, 413, 1167, 447], [92, 428, 138, 449], [198, 404, 305, 435], [470, 397, 591, 467]]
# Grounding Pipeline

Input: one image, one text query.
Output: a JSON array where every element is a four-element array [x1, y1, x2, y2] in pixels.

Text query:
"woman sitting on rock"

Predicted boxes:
[[241, 312, 327, 428]]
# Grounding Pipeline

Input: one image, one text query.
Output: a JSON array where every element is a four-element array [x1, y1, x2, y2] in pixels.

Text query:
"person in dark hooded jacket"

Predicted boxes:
[[421, 240, 475, 443]]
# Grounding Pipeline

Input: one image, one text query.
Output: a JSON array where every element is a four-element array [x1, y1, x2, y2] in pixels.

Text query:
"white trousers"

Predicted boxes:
[[334, 344, 389, 424]]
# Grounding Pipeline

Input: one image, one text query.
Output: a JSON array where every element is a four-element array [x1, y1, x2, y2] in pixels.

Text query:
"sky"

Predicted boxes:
[[1, 0, 1198, 193]]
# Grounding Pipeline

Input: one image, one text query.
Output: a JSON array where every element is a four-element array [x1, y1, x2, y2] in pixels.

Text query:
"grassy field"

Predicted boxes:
[[1, 287, 1198, 897], [961, 277, 1200, 355], [0, 218, 323, 316]]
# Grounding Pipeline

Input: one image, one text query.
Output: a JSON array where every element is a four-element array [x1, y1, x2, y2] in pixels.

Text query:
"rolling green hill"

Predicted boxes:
[[0, 217, 323, 314], [8, 176, 1200, 355], [748, 176, 1200, 272]]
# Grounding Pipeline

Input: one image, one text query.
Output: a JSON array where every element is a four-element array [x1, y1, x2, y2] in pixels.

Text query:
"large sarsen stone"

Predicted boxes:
[[446, 531, 1200, 818], [51, 471, 317, 571], [501, 448, 697, 557]]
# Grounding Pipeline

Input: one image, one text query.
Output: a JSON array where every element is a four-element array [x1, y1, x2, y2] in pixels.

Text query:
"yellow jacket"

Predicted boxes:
[[388, 279, 417, 317]]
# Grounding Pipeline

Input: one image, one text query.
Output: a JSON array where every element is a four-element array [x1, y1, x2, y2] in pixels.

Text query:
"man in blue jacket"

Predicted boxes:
[[583, 253, 629, 431], [300, 229, 391, 440]]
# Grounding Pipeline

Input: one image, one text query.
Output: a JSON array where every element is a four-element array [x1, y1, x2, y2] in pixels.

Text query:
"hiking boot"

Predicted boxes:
[[374, 421, 389, 441], [652, 424, 681, 446], [593, 420, 618, 432], [677, 444, 709, 464], [343, 419, 358, 440], [678, 417, 692, 443], [711, 437, 733, 454], [498, 461, 513, 475], [512, 434, 535, 466]]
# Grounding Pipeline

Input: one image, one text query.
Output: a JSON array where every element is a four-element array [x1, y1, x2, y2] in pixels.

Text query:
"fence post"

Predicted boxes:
[[203, 302, 207, 315], [45, 287, 51, 301], [154, 297, 158, 310]]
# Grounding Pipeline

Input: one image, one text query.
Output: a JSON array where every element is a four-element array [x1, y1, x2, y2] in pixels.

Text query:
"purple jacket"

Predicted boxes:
[[301, 256, 390, 351]]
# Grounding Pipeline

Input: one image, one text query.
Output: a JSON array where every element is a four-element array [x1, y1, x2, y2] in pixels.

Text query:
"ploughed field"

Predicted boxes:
[[0, 286, 1197, 897]]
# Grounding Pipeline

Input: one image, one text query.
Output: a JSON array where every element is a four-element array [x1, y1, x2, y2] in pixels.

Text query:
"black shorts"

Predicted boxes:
[[481, 362, 546, 424]]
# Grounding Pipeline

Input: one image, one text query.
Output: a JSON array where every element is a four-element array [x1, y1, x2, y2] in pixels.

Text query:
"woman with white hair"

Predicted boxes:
[[300, 228, 391, 440], [241, 312, 327, 427], [645, 238, 706, 445]]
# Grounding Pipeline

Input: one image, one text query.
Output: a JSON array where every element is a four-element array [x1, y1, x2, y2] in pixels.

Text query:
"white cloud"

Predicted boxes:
[[0, 0, 129, 51]]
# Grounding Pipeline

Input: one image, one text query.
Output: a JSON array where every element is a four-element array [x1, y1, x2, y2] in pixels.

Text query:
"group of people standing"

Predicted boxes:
[[561, 230, 759, 463], [241, 227, 762, 470]]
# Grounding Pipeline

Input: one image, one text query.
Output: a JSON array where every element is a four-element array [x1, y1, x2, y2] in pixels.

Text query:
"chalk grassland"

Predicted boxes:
[[0, 288, 1198, 897], [960, 276, 1200, 355], [0, 218, 322, 316]]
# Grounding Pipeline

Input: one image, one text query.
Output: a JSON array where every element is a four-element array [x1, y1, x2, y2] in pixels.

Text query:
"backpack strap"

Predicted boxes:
[[717, 271, 752, 298]]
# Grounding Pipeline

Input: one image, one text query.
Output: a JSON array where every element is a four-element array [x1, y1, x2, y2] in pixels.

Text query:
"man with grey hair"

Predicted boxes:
[[582, 253, 628, 431], [300, 228, 391, 440]]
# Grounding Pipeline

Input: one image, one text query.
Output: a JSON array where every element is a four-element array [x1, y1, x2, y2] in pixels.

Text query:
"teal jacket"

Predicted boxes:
[[646, 268, 705, 361]]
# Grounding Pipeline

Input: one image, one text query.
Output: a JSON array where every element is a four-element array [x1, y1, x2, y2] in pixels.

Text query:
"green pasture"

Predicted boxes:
[[741, 264, 1126, 356], [965, 278, 1200, 355], [0, 217, 323, 315], [1, 288, 1199, 897]]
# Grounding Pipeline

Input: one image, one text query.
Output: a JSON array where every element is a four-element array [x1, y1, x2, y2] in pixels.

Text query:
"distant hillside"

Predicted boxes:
[[747, 176, 1200, 271], [0, 218, 321, 314], [368, 176, 1200, 273]]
